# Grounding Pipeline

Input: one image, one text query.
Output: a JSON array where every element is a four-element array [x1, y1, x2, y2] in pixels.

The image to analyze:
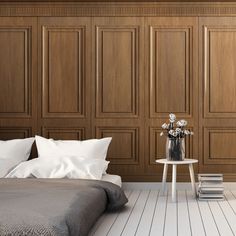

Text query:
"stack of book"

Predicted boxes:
[[198, 174, 224, 201]]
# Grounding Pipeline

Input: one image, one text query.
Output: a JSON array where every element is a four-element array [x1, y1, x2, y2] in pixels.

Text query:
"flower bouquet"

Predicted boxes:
[[160, 113, 193, 161]]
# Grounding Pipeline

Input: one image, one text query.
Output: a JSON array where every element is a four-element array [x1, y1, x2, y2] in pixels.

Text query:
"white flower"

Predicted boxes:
[[176, 121, 182, 127], [190, 131, 194, 135], [172, 131, 177, 137], [169, 130, 174, 135], [161, 123, 169, 129], [169, 113, 176, 122], [177, 119, 188, 127], [175, 128, 181, 133], [160, 132, 164, 136], [184, 130, 190, 135], [169, 130, 177, 137]]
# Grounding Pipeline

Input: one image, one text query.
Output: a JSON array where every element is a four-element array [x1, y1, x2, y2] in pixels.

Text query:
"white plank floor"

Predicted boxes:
[[89, 189, 236, 236]]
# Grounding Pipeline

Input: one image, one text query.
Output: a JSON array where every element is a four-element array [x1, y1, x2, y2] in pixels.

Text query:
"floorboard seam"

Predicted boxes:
[[207, 201, 221, 236], [148, 189, 160, 236], [162, 190, 169, 236], [218, 201, 235, 236], [134, 190, 151, 236], [120, 190, 141, 236], [186, 190, 193, 236]]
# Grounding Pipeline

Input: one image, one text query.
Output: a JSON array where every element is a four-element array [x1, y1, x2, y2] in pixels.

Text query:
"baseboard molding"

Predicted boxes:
[[122, 182, 236, 190]]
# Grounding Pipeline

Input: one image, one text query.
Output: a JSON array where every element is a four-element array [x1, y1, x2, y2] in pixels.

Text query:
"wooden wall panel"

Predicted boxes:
[[95, 26, 139, 118], [42, 26, 85, 118], [203, 127, 236, 164], [92, 17, 145, 177], [203, 26, 236, 118], [150, 27, 191, 118], [145, 17, 198, 180], [0, 28, 30, 116], [43, 127, 85, 140], [0, 127, 32, 140], [199, 17, 236, 180], [38, 17, 91, 141], [3, 13, 236, 181], [0, 17, 37, 148], [96, 127, 139, 164]]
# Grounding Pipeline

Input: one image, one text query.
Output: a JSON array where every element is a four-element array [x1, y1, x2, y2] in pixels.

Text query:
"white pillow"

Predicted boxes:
[[35, 136, 112, 173], [6, 156, 109, 180], [0, 137, 35, 177]]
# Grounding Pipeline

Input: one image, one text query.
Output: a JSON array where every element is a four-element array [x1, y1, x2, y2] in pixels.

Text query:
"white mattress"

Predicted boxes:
[[101, 174, 122, 187]]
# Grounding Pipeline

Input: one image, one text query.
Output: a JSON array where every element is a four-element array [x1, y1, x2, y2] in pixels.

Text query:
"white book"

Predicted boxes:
[[199, 190, 224, 194], [198, 173, 223, 177], [198, 188, 224, 192], [199, 182, 224, 187], [198, 193, 224, 198], [198, 197, 224, 201], [199, 177, 223, 182]]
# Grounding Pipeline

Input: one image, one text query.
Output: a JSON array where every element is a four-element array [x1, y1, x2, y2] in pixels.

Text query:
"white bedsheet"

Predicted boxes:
[[101, 174, 122, 187]]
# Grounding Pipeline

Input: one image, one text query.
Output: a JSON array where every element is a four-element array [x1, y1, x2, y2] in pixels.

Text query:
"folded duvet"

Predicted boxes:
[[0, 178, 128, 236]]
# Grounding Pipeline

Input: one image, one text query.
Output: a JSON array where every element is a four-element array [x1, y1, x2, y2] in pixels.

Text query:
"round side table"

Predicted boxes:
[[155, 158, 198, 202]]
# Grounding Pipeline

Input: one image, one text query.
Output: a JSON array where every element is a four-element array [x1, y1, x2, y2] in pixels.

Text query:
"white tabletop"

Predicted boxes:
[[155, 158, 198, 165]]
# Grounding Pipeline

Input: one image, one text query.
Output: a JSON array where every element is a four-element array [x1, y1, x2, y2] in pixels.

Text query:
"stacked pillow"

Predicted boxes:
[[0, 138, 35, 177], [35, 135, 111, 173], [4, 136, 112, 180]]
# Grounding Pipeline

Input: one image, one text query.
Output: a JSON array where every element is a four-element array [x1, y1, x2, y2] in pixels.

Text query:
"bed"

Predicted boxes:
[[101, 174, 122, 187], [0, 136, 127, 235], [0, 176, 127, 236]]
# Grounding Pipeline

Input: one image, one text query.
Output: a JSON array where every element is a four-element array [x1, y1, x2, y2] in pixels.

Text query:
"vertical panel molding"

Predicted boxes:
[[42, 26, 86, 118], [149, 26, 192, 118], [203, 26, 236, 118], [95, 25, 139, 118], [96, 126, 139, 164], [0, 27, 31, 117]]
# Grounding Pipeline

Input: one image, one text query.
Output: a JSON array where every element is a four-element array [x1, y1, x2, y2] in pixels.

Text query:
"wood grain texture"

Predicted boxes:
[[96, 127, 139, 164], [149, 27, 191, 118], [92, 17, 145, 177], [42, 24, 86, 118], [38, 17, 92, 143], [2, 7, 236, 181], [0, 18, 37, 119], [145, 17, 198, 179], [204, 25, 236, 118], [199, 17, 236, 178], [95, 24, 139, 118], [2, 2, 236, 17], [0, 17, 37, 150]]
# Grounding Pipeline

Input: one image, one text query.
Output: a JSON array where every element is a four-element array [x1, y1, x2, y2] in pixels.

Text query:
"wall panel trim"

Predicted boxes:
[[2, 3, 236, 17]]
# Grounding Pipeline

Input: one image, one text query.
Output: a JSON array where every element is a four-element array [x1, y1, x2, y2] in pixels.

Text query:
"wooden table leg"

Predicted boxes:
[[161, 163, 168, 195], [189, 163, 196, 197], [172, 164, 177, 202]]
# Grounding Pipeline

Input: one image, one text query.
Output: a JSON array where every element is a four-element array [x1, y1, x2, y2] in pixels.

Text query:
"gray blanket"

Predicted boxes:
[[0, 178, 128, 236]]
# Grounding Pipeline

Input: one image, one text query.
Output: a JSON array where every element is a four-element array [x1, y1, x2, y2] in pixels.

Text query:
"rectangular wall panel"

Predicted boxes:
[[43, 127, 85, 140], [38, 17, 92, 148], [0, 28, 31, 117], [92, 17, 145, 179], [0, 17, 37, 156], [42, 26, 86, 118], [0, 127, 32, 139], [199, 17, 236, 180], [203, 26, 236, 118], [96, 127, 139, 164], [95, 26, 139, 118], [149, 27, 192, 118], [145, 17, 198, 179], [203, 127, 236, 165]]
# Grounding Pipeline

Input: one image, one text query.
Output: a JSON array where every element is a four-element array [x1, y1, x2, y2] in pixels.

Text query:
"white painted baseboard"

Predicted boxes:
[[122, 182, 236, 190]]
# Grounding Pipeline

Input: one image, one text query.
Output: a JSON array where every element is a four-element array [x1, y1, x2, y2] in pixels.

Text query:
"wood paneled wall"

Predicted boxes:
[[1, 3, 236, 181]]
